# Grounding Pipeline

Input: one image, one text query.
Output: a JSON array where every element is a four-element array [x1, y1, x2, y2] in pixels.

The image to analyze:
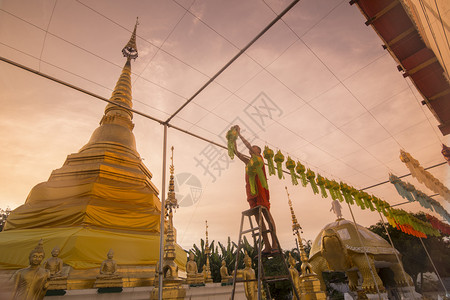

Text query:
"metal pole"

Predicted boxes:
[[419, 237, 448, 296], [347, 203, 382, 299], [377, 211, 417, 299], [158, 124, 168, 300]]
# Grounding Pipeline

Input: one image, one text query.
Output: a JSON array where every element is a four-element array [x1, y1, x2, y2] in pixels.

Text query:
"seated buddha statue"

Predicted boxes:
[[220, 260, 232, 283], [43, 246, 66, 279], [97, 249, 120, 279]]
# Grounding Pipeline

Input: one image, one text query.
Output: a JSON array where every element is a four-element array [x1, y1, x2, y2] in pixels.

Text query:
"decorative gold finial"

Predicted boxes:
[[122, 17, 139, 60], [285, 187, 310, 267], [203, 220, 213, 283], [166, 146, 178, 214], [205, 220, 209, 252]]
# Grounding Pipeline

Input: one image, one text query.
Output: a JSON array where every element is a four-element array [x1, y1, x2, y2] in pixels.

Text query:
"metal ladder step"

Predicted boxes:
[[230, 205, 300, 300]]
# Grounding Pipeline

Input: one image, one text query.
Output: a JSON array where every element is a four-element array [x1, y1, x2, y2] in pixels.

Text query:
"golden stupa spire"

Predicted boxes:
[[285, 187, 312, 270], [122, 17, 139, 60], [101, 18, 139, 128]]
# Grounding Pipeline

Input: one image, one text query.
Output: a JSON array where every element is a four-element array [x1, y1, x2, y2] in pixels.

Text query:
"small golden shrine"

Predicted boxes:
[[151, 147, 186, 299], [0, 19, 186, 289], [203, 220, 213, 283], [286, 187, 326, 300]]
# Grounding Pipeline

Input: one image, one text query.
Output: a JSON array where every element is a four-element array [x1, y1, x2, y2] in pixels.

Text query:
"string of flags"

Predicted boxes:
[[225, 127, 442, 237], [426, 214, 450, 235], [389, 174, 450, 223]]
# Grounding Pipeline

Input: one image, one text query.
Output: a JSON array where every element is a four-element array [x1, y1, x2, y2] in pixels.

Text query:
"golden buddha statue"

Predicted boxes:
[[288, 253, 301, 300], [186, 252, 198, 276], [186, 252, 203, 284], [93, 249, 122, 290], [236, 252, 257, 300], [98, 249, 119, 278], [220, 260, 232, 283], [11, 240, 50, 300], [43, 247, 65, 279]]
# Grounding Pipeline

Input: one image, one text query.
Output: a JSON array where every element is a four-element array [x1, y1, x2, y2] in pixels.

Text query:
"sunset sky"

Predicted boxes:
[[0, 0, 449, 251]]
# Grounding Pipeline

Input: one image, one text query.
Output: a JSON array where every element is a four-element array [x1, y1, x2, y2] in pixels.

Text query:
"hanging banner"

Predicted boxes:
[[399, 150, 450, 203], [389, 174, 450, 223]]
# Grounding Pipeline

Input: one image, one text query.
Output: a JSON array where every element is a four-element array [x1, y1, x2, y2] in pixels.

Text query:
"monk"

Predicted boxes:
[[233, 125, 279, 254]]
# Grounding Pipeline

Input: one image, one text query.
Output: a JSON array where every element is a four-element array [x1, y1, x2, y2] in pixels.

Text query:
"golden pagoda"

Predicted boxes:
[[0, 19, 186, 288]]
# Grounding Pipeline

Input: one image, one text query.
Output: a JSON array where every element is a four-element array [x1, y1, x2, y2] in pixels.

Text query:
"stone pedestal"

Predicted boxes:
[[221, 277, 232, 285], [48, 277, 68, 290], [185, 274, 204, 285], [46, 277, 68, 296], [94, 276, 123, 293], [150, 285, 186, 300]]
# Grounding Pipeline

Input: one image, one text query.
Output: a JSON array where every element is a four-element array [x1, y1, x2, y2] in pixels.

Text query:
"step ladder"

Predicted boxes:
[[230, 205, 300, 300]]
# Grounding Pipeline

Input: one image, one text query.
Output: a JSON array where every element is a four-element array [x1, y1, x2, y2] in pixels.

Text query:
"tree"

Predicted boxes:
[[367, 212, 450, 291], [0, 208, 11, 231], [189, 236, 257, 283]]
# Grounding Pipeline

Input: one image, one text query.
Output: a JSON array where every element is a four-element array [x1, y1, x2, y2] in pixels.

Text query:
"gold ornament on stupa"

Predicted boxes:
[[162, 146, 181, 280], [150, 147, 186, 299], [286, 187, 326, 300], [203, 220, 213, 283], [0, 18, 186, 288]]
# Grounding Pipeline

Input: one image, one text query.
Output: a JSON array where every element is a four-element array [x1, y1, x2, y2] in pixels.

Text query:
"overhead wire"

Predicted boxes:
[[0, 41, 176, 121], [360, 161, 446, 191], [71, 0, 280, 133], [261, 0, 449, 189], [73, 0, 210, 82], [0, 8, 191, 104], [62, 0, 367, 178], [175, 0, 367, 179], [259, 1, 398, 184], [164, 0, 302, 124], [0, 55, 165, 125], [38, 0, 57, 72], [2, 1, 447, 219], [129, 2, 195, 86], [181, 0, 428, 191], [404, 76, 444, 144]]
